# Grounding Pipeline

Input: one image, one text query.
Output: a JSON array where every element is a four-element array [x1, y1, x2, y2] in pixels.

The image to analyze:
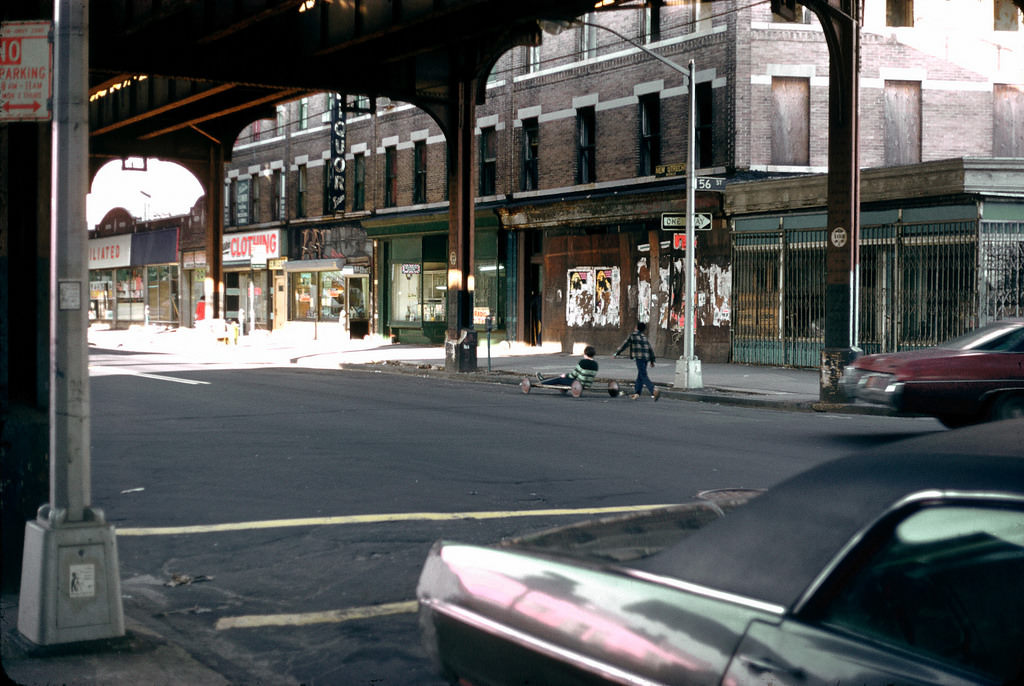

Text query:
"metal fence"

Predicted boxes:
[[731, 218, 1024, 366]]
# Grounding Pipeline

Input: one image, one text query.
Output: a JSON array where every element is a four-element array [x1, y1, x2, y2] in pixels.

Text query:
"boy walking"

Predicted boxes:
[[614, 322, 660, 400]]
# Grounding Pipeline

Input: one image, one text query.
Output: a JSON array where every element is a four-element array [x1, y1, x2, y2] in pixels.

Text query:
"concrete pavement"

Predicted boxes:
[[2, 325, 888, 686]]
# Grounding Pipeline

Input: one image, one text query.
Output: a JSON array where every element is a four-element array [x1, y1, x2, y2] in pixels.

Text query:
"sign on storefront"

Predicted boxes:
[[327, 92, 346, 213], [223, 229, 281, 264], [88, 235, 132, 269]]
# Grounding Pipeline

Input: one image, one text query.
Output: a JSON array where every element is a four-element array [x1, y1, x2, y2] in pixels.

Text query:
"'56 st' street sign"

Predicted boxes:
[[1, 21, 52, 122]]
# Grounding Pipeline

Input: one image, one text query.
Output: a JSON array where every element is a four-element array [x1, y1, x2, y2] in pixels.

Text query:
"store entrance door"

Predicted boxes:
[[345, 275, 369, 339], [273, 274, 286, 331]]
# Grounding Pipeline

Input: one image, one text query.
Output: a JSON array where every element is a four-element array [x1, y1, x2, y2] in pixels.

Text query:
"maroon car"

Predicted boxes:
[[841, 319, 1024, 427]]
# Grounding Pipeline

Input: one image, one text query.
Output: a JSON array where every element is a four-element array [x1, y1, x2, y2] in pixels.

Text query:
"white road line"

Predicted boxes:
[[215, 601, 419, 630], [115, 504, 676, 536], [90, 366, 209, 385]]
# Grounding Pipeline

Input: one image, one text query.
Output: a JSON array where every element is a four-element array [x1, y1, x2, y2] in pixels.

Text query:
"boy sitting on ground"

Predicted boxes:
[[536, 346, 599, 390]]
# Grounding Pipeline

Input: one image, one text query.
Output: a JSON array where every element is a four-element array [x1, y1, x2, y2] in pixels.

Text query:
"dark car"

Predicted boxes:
[[840, 319, 1024, 427], [417, 421, 1024, 686]]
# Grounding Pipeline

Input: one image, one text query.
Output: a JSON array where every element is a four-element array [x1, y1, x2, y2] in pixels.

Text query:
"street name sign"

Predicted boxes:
[[694, 176, 725, 192], [0, 21, 52, 122], [662, 212, 713, 231]]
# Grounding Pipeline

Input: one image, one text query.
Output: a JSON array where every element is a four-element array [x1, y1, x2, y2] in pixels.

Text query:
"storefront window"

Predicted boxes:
[[291, 271, 315, 320], [247, 271, 268, 326], [474, 259, 501, 325], [319, 270, 346, 321], [89, 271, 114, 322], [347, 278, 367, 320], [423, 266, 446, 322], [474, 231, 502, 327], [391, 262, 422, 323], [116, 267, 145, 324], [147, 265, 179, 324], [191, 269, 205, 321]]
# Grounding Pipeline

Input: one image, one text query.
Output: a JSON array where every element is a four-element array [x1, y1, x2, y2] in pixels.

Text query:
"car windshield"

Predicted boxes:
[[939, 322, 1024, 352]]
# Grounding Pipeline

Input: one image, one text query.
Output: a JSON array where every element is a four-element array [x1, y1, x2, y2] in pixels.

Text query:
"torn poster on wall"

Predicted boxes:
[[566, 267, 620, 327]]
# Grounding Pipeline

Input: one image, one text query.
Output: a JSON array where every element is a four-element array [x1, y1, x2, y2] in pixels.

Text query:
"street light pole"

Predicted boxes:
[[539, 19, 702, 388], [676, 59, 703, 389], [19, 0, 125, 645]]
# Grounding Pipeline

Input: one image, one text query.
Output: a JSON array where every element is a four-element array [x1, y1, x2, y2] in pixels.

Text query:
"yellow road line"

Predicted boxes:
[[116, 504, 674, 537], [215, 600, 419, 631]]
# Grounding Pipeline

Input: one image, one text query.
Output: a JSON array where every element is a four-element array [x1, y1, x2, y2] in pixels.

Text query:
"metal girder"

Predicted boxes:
[[82, 0, 600, 177], [797, 0, 861, 401]]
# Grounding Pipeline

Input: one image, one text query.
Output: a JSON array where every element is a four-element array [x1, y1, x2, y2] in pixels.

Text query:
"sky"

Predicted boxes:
[[87, 158, 205, 228]]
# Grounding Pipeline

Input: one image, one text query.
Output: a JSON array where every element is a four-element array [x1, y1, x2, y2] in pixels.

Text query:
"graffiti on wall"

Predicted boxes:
[[654, 255, 731, 332], [636, 257, 652, 325], [566, 267, 620, 327]]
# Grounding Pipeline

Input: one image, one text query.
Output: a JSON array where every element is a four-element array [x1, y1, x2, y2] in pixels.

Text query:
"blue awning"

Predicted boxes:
[[131, 228, 179, 266]]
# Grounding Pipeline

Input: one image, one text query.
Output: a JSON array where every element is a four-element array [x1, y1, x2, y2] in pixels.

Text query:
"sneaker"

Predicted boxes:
[[536, 372, 546, 382], [630, 394, 640, 400], [653, 389, 661, 401]]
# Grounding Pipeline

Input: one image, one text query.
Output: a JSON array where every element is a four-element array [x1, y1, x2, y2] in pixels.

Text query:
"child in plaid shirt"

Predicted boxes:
[[614, 322, 660, 400]]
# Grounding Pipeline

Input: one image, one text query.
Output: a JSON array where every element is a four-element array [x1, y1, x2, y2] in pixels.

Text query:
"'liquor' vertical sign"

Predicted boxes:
[[328, 93, 347, 213]]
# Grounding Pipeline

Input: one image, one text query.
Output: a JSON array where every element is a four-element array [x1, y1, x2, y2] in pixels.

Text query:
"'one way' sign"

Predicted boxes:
[[661, 212, 713, 231]]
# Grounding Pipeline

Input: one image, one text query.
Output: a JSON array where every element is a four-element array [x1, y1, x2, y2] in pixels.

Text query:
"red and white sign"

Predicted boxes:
[[223, 229, 281, 263], [88, 235, 132, 269], [673, 233, 698, 250], [0, 21, 52, 122]]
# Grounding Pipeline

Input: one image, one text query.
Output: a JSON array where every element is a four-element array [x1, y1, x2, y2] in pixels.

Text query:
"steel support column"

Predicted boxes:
[[443, 75, 478, 372], [204, 145, 226, 321], [807, 0, 861, 401]]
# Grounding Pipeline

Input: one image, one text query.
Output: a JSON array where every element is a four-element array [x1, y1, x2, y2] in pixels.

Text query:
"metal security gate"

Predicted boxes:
[[980, 220, 1024, 321], [859, 219, 979, 353], [732, 216, 1024, 366], [732, 227, 826, 367]]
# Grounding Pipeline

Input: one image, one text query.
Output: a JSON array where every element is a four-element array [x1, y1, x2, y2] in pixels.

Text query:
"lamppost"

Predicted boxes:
[[539, 19, 703, 388], [19, 0, 125, 645]]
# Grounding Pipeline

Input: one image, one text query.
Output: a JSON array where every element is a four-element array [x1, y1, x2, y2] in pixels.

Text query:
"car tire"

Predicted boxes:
[[990, 392, 1024, 422]]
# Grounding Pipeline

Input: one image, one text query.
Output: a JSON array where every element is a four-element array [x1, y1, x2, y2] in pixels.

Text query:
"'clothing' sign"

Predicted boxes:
[[223, 229, 281, 264]]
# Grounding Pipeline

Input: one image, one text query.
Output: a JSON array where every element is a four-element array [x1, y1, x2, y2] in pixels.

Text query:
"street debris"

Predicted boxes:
[[164, 573, 214, 587], [155, 605, 215, 617]]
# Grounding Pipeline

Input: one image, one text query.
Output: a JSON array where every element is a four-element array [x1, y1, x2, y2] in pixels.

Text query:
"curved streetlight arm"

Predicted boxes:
[[539, 17, 702, 387]]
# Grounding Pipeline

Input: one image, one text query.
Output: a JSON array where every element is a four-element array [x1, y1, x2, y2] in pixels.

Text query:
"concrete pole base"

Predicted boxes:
[[18, 508, 124, 646], [673, 357, 704, 390], [445, 329, 478, 372], [820, 347, 859, 404]]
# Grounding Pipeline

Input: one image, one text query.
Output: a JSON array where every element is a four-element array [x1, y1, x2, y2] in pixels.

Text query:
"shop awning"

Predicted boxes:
[[130, 228, 179, 266], [363, 209, 499, 238], [283, 258, 347, 272]]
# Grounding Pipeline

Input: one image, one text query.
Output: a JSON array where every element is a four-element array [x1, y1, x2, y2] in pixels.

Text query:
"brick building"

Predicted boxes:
[[219, 0, 1024, 361]]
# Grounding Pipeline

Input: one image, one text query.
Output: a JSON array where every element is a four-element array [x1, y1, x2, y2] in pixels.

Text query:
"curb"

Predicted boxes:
[[336, 360, 894, 416]]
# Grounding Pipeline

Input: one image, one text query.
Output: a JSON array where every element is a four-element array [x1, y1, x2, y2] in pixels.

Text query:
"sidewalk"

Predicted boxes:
[[82, 324, 884, 414]]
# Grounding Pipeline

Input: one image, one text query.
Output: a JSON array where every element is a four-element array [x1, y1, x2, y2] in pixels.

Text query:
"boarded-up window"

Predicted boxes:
[[884, 80, 921, 166], [771, 77, 810, 166], [886, 0, 913, 27], [994, 85, 1024, 156], [994, 0, 1020, 31], [696, 0, 713, 32]]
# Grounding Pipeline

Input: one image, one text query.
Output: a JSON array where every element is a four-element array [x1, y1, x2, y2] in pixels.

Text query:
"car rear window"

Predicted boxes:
[[941, 324, 1024, 352]]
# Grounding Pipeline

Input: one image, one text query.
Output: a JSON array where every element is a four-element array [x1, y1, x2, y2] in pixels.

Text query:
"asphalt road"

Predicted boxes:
[[87, 349, 941, 685]]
